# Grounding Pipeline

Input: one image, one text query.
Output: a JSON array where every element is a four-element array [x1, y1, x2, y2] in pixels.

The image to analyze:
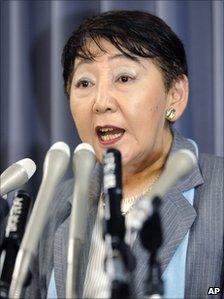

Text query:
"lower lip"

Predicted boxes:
[[97, 132, 125, 146]]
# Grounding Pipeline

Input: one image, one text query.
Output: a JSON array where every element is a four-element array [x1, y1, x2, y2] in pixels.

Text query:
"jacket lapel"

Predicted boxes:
[[76, 204, 98, 297], [158, 188, 196, 273], [133, 187, 197, 296], [133, 129, 204, 296]]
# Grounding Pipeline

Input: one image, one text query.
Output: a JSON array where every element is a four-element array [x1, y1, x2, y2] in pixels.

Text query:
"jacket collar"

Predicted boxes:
[[169, 128, 204, 191], [133, 128, 204, 296], [159, 128, 204, 267]]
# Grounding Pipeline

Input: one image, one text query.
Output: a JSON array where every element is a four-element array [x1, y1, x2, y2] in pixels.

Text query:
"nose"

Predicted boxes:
[[93, 82, 117, 114]]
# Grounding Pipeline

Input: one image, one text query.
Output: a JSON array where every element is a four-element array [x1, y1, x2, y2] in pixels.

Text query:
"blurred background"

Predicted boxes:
[[1, 0, 223, 197]]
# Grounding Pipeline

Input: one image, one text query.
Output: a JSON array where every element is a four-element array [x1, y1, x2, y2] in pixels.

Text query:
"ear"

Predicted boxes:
[[166, 75, 189, 122]]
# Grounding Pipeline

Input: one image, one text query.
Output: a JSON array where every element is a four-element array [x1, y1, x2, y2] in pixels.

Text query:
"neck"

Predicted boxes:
[[122, 128, 173, 200]]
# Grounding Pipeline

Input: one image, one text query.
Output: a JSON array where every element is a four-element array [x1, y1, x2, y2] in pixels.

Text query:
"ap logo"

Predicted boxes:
[[207, 287, 221, 295]]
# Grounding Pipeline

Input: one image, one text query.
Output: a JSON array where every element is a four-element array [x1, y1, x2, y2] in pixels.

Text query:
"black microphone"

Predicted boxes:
[[0, 198, 9, 234], [103, 149, 135, 299], [0, 190, 32, 299], [103, 149, 125, 240]]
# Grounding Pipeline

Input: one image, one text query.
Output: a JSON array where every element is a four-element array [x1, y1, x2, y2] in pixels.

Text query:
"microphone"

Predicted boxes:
[[103, 149, 135, 299], [9, 142, 70, 298], [0, 159, 36, 198], [103, 149, 124, 240], [0, 198, 9, 230], [129, 149, 197, 231], [0, 190, 32, 299], [66, 143, 96, 299]]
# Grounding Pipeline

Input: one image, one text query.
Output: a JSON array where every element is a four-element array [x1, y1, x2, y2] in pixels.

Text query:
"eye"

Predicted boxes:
[[117, 75, 134, 83], [75, 79, 94, 89]]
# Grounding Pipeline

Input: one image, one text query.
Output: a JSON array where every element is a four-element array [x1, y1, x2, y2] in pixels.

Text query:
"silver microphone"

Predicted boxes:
[[0, 158, 36, 198], [129, 149, 197, 231], [66, 143, 96, 299], [9, 142, 70, 298]]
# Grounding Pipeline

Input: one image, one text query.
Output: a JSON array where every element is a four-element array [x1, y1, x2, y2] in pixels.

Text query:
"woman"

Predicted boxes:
[[25, 10, 223, 299]]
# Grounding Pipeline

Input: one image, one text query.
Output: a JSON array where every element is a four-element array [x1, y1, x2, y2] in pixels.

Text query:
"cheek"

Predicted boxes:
[[70, 100, 92, 142], [124, 92, 166, 136], [123, 102, 167, 159], [70, 101, 81, 130]]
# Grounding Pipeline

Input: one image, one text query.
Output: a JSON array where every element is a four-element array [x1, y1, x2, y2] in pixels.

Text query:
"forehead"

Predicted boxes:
[[74, 38, 145, 73], [75, 39, 122, 63]]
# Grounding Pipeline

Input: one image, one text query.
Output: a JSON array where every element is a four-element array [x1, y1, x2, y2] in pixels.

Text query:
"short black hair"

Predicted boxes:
[[62, 10, 188, 95]]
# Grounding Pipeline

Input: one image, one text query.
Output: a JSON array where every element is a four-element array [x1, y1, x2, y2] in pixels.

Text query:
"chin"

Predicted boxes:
[[119, 150, 132, 166]]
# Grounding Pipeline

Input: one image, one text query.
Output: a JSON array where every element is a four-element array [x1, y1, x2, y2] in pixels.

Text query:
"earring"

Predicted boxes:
[[165, 108, 176, 121]]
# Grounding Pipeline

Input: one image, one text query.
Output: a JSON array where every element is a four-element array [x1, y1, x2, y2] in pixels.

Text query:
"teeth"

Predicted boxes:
[[100, 128, 114, 132], [100, 132, 123, 141]]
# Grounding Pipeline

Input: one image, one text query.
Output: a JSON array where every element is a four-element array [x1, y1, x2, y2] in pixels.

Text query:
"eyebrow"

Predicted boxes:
[[73, 53, 142, 74]]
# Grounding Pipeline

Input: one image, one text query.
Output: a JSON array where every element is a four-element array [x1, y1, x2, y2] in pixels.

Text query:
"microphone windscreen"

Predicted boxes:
[[0, 159, 36, 197], [15, 159, 36, 180]]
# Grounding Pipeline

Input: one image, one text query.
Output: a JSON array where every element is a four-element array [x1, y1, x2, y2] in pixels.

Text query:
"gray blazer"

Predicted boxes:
[[24, 129, 224, 299]]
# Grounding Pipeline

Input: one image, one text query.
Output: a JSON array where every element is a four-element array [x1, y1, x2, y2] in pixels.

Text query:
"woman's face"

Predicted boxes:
[[70, 39, 172, 172]]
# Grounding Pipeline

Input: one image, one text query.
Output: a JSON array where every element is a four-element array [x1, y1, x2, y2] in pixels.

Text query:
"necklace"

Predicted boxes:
[[100, 174, 160, 216], [121, 175, 159, 215]]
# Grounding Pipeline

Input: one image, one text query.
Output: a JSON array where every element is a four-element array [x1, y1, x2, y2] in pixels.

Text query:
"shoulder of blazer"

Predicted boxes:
[[198, 153, 223, 196], [184, 153, 224, 299]]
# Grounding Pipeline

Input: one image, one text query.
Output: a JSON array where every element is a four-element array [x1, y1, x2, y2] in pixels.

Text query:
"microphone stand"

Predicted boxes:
[[139, 196, 164, 298], [103, 149, 136, 299]]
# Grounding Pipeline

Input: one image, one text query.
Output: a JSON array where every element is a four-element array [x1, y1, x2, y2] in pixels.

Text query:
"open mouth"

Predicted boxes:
[[95, 125, 125, 144]]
